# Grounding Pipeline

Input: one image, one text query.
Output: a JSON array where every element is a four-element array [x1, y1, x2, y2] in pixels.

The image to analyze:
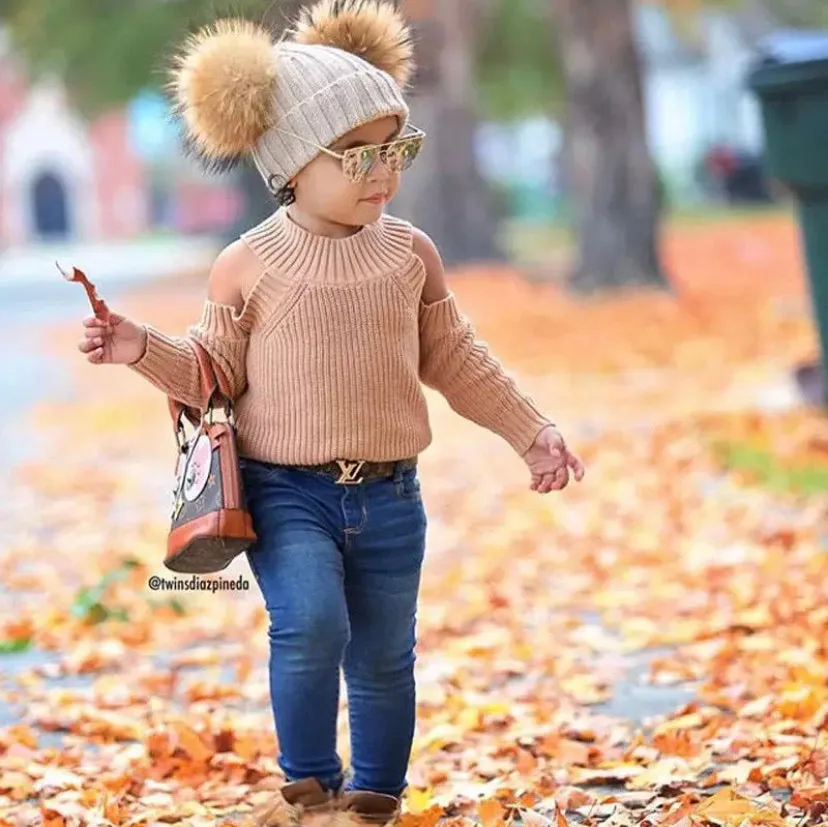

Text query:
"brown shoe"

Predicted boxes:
[[251, 778, 337, 827], [338, 791, 401, 826]]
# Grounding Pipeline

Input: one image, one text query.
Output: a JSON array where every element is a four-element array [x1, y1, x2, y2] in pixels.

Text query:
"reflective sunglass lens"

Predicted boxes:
[[400, 138, 422, 168], [342, 147, 379, 182], [341, 135, 424, 181], [357, 147, 378, 177], [385, 138, 422, 172]]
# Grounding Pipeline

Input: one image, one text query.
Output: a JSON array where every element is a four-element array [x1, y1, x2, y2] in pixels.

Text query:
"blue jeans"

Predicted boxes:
[[240, 458, 428, 798]]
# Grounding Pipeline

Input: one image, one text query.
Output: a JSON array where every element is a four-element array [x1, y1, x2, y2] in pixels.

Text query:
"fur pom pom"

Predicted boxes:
[[292, 0, 415, 87], [169, 19, 277, 169]]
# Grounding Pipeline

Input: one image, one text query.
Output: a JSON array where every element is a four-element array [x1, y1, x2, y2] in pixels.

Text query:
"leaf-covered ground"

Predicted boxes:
[[0, 212, 826, 827]]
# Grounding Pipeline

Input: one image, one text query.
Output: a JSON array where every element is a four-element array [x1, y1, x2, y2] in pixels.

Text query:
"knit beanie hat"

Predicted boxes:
[[168, 0, 415, 193]]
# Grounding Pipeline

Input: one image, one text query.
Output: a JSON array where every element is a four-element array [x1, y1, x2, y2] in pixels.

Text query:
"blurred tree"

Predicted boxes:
[[392, 0, 503, 264], [0, 0, 304, 114], [550, 0, 667, 293], [475, 0, 565, 122], [476, 0, 828, 292]]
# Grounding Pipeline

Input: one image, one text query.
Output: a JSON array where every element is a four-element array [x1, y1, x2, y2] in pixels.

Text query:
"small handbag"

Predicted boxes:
[[165, 340, 256, 573]]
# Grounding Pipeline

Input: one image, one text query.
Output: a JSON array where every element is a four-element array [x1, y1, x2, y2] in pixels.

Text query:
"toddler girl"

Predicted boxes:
[[78, 1, 584, 823]]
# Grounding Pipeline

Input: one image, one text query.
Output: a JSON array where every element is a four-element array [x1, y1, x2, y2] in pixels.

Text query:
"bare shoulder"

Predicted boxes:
[[207, 239, 265, 312], [411, 226, 449, 304]]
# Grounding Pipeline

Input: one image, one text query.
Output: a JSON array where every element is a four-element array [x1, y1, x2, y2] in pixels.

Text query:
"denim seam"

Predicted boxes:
[[245, 545, 265, 590]]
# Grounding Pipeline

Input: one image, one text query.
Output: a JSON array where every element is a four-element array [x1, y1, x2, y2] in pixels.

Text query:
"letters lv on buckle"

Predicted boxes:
[[336, 460, 365, 485]]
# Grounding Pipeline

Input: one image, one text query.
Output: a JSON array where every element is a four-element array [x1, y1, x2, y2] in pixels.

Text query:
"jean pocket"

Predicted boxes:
[[396, 469, 422, 500]]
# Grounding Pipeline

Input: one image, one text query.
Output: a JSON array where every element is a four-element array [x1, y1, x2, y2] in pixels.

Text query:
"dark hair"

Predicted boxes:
[[274, 184, 296, 207], [267, 173, 296, 207]]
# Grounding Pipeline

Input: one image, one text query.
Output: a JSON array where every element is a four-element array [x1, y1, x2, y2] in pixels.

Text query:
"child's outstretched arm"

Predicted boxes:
[[78, 241, 260, 408], [416, 228, 549, 454], [415, 227, 584, 490]]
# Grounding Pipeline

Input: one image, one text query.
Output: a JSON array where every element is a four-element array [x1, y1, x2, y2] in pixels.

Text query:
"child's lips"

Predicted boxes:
[[361, 193, 387, 204]]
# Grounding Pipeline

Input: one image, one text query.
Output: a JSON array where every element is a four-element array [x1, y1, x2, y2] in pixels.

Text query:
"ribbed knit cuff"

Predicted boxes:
[[127, 325, 194, 391], [495, 396, 554, 456]]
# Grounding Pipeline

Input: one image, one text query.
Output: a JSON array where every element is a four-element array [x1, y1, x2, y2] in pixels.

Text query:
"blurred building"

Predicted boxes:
[[0, 27, 149, 245], [0, 27, 244, 248]]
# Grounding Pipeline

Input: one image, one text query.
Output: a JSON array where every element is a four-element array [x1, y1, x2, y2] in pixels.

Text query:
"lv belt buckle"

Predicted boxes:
[[335, 460, 366, 485]]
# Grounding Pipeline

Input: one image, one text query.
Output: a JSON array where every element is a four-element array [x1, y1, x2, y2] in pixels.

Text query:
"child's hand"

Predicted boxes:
[[77, 314, 147, 365], [523, 425, 585, 493]]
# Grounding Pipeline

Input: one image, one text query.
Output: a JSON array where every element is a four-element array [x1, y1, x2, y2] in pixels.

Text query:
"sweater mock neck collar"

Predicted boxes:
[[257, 208, 411, 284]]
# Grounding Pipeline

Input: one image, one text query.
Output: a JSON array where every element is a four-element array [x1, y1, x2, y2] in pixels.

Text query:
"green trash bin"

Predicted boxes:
[[749, 32, 828, 406]]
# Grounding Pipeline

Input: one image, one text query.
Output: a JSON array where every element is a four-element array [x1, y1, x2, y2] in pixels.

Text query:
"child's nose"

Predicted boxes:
[[367, 153, 391, 181]]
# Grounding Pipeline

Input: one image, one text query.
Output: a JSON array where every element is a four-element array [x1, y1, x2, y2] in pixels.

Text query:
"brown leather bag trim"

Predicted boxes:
[[217, 427, 242, 510], [167, 508, 256, 557], [202, 421, 243, 511]]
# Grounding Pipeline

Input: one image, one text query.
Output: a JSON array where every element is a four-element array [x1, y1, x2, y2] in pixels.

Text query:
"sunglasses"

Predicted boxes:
[[277, 126, 426, 184]]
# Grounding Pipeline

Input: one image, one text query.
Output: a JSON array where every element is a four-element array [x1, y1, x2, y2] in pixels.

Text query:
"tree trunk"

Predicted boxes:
[[551, 0, 668, 293], [393, 0, 504, 266]]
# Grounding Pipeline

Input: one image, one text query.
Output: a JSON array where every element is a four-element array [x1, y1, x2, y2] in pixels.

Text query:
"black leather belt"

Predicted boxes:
[[289, 457, 417, 485]]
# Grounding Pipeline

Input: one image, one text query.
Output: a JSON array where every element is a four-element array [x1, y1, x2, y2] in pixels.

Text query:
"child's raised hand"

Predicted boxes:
[[77, 314, 147, 365], [523, 425, 585, 493]]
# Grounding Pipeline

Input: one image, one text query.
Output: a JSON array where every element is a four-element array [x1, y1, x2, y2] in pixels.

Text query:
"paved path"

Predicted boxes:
[[0, 236, 217, 291]]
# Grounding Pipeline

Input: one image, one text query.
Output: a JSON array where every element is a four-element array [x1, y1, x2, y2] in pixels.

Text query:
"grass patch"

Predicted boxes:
[[711, 440, 828, 496], [502, 220, 570, 264], [664, 203, 788, 226], [502, 203, 791, 265]]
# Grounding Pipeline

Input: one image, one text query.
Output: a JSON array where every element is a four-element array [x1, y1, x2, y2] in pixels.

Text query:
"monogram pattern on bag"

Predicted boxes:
[[171, 440, 224, 529]]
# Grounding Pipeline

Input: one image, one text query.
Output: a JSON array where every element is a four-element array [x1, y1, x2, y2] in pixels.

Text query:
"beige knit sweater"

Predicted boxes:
[[130, 209, 550, 464]]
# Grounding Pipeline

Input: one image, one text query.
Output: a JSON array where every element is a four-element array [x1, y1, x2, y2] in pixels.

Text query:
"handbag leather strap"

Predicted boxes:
[[168, 340, 233, 430]]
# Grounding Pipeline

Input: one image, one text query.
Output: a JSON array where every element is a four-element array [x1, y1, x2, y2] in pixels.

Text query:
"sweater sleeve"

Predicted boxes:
[[419, 292, 552, 455], [127, 300, 249, 408]]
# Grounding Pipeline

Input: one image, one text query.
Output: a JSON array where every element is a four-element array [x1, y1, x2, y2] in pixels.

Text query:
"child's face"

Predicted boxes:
[[292, 116, 403, 227]]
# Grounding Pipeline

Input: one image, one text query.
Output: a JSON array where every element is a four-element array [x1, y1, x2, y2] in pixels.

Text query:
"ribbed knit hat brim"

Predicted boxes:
[[251, 43, 409, 192]]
